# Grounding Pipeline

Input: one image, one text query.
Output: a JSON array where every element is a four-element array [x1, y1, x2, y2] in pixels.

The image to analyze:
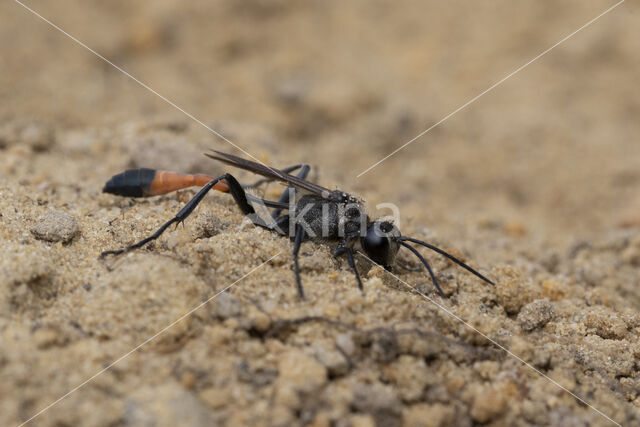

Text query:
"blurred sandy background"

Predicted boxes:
[[1, 1, 639, 426]]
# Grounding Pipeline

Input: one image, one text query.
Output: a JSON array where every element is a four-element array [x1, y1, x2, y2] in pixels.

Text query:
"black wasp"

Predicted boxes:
[[100, 150, 494, 298]]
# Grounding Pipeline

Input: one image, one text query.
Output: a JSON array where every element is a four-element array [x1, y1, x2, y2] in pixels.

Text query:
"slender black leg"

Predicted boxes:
[[334, 240, 363, 291], [273, 215, 290, 236], [245, 194, 289, 210], [272, 165, 310, 219], [101, 173, 254, 258], [399, 242, 445, 297], [293, 223, 307, 298], [345, 247, 363, 291]]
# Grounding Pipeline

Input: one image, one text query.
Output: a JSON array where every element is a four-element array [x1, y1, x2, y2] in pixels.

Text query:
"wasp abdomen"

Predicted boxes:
[[102, 168, 157, 197], [102, 169, 228, 197]]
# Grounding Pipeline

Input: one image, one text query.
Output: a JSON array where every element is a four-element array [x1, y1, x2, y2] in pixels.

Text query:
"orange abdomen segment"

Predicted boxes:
[[149, 171, 229, 195]]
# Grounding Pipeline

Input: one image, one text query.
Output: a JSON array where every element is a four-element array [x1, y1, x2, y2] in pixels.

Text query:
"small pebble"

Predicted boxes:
[[314, 346, 349, 377], [517, 299, 555, 331], [335, 333, 356, 357], [494, 266, 537, 314], [248, 308, 271, 332], [30, 212, 79, 243], [214, 293, 244, 319], [470, 384, 506, 423], [584, 306, 628, 340]]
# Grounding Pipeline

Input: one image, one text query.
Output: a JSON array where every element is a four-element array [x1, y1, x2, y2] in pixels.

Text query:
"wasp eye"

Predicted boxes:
[[380, 221, 393, 233]]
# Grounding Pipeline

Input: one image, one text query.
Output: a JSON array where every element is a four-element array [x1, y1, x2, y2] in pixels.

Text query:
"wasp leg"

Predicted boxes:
[[345, 247, 363, 291], [272, 164, 310, 219], [244, 196, 290, 236], [292, 223, 308, 298], [100, 173, 256, 258], [245, 194, 289, 210], [333, 241, 363, 291], [269, 214, 290, 236]]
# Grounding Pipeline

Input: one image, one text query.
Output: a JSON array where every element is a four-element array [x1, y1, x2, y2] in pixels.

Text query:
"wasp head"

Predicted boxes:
[[361, 220, 401, 270]]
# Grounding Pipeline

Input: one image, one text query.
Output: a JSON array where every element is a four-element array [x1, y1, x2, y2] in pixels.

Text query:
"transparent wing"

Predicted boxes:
[[205, 150, 340, 200]]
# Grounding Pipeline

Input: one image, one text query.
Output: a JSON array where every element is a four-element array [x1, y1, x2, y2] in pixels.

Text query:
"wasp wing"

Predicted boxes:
[[206, 150, 341, 200]]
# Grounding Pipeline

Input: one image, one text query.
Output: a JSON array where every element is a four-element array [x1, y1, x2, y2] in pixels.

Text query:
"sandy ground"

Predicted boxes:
[[1, 1, 640, 426]]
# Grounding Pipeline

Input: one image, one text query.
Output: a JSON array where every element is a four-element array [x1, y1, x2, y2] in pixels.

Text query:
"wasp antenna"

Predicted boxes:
[[398, 241, 445, 297], [399, 236, 495, 286]]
